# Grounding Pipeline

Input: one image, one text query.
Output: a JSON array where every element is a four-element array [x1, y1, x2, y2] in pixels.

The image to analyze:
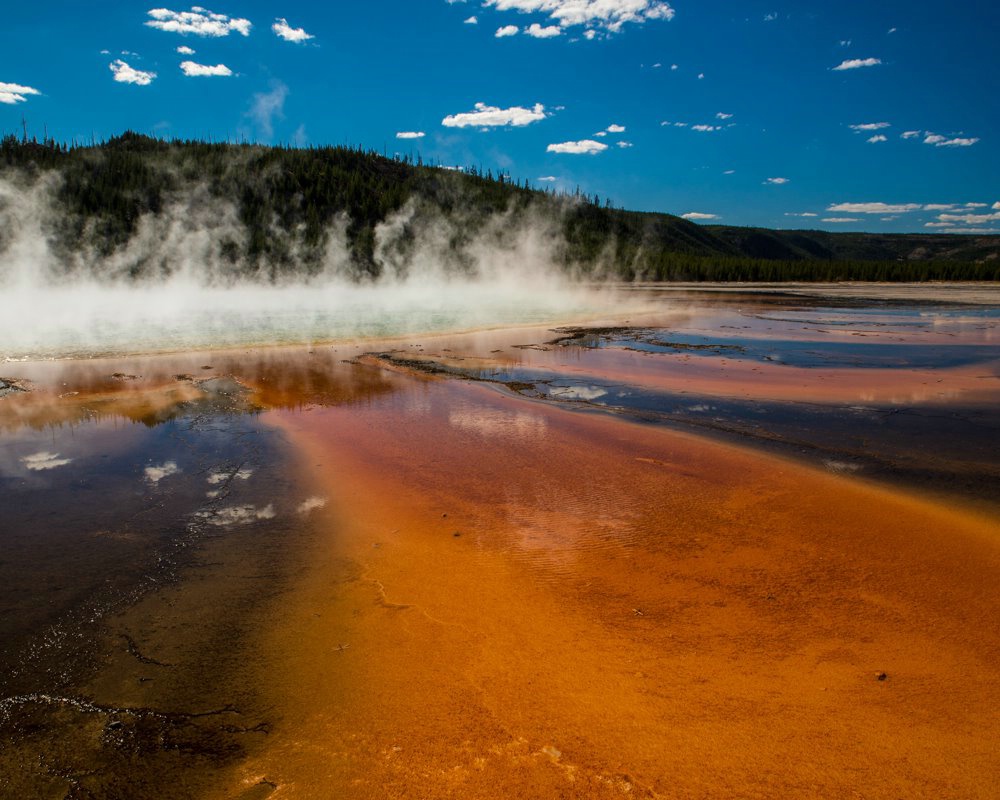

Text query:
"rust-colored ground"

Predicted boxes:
[[217, 375, 1000, 799], [2, 293, 999, 798]]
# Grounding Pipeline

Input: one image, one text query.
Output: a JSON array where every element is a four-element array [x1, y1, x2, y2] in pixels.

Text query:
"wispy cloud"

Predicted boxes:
[[682, 212, 718, 220], [396, 131, 425, 139], [483, 0, 675, 34], [715, 112, 733, 120], [442, 102, 547, 128], [785, 212, 818, 217], [764, 177, 789, 185], [849, 122, 890, 131], [547, 139, 608, 154], [0, 81, 41, 104], [537, 175, 558, 181], [691, 124, 720, 132], [822, 217, 860, 223], [867, 134, 888, 143], [146, 7, 251, 37], [617, 140, 632, 148], [248, 81, 288, 138], [272, 18, 314, 43], [901, 130, 920, 139], [828, 202, 921, 214], [934, 212, 1000, 225], [180, 60, 233, 77], [110, 60, 156, 85], [934, 136, 979, 147], [832, 57, 881, 71]]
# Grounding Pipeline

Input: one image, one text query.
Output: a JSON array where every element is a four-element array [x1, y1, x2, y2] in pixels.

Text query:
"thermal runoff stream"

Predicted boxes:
[[2, 283, 999, 799]]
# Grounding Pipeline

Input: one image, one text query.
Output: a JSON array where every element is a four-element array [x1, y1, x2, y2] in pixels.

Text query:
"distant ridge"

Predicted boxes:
[[2, 132, 998, 282]]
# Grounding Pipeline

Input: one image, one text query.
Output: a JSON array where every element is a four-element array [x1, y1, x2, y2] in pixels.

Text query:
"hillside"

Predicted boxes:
[[2, 132, 999, 283]]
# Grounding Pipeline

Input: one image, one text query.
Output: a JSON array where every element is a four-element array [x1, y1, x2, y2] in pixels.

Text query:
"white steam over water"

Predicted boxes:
[[0, 178, 637, 360]]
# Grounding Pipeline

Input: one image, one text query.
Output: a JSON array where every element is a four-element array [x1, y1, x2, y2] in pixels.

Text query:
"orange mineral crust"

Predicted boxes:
[[230, 378, 1000, 799]]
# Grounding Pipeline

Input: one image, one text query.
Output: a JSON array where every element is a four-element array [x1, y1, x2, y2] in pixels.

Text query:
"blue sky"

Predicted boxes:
[[2, 1, 998, 233]]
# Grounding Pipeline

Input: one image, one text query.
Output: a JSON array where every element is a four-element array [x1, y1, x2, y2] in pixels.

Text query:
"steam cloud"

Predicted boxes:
[[0, 172, 638, 360]]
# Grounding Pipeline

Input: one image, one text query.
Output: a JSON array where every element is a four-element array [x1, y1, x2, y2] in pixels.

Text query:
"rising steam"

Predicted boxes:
[[0, 174, 633, 360]]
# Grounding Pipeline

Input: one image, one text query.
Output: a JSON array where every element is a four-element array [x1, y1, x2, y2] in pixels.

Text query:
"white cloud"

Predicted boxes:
[[652, 62, 661, 68], [180, 60, 233, 77], [110, 60, 157, 85], [887, 27, 897, 34], [483, 0, 675, 34], [546, 139, 608, 154], [823, 217, 860, 223], [832, 57, 881, 71], [442, 101, 547, 128], [0, 81, 41, 104], [145, 461, 180, 484], [935, 212, 1000, 224], [606, 123, 625, 133], [839, 39, 851, 47], [538, 175, 558, 181], [827, 202, 921, 214], [923, 204, 957, 211], [922, 133, 979, 147], [616, 140, 632, 148], [176, 45, 195, 54], [396, 131, 425, 139], [716, 112, 732, 120], [697, 72, 704, 79], [993, 202, 1000, 210], [272, 18, 314, 43], [965, 203, 987, 208], [765, 177, 789, 184], [934, 137, 979, 147], [850, 122, 890, 131], [681, 212, 718, 220], [248, 81, 288, 137], [495, 24, 519, 36], [867, 134, 888, 143], [146, 7, 251, 37], [525, 22, 561, 37], [723, 169, 735, 175], [764, 12, 777, 21], [594, 131, 607, 136], [785, 212, 819, 217], [464, 15, 478, 23], [670, 63, 678, 70], [691, 124, 720, 132], [21, 451, 71, 471], [901, 130, 920, 139]]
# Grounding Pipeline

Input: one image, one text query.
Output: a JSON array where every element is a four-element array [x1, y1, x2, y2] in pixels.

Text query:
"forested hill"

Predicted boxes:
[[2, 132, 999, 282]]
